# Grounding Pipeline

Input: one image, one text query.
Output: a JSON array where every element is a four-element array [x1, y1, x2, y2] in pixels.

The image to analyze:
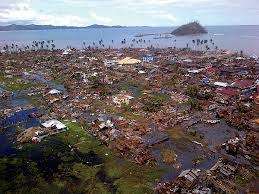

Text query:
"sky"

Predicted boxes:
[[0, 0, 259, 26]]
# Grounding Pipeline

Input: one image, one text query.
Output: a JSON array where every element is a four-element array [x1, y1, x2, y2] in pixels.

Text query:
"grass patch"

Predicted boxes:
[[143, 93, 170, 112], [0, 74, 37, 91], [58, 121, 164, 194], [2, 121, 163, 193]]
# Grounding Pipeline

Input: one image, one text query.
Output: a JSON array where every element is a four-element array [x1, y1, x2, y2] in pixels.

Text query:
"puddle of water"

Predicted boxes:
[[191, 121, 243, 148], [0, 88, 40, 156], [150, 138, 217, 182], [145, 125, 219, 182], [0, 127, 17, 156], [145, 120, 242, 182], [23, 72, 66, 92]]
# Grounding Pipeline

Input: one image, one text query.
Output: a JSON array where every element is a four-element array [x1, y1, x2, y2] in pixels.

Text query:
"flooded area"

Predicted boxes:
[[22, 72, 66, 92], [192, 121, 244, 148]]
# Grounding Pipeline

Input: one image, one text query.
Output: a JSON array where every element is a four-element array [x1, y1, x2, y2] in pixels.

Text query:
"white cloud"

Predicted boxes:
[[89, 11, 112, 24], [0, 0, 258, 26], [0, 0, 88, 26]]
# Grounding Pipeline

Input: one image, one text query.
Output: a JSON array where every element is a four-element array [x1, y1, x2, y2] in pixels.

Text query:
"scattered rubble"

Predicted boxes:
[[0, 46, 258, 193]]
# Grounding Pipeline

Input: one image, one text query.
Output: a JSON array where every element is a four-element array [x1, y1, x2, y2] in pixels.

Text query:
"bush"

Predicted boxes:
[[143, 93, 169, 112], [187, 98, 202, 110], [186, 85, 199, 97]]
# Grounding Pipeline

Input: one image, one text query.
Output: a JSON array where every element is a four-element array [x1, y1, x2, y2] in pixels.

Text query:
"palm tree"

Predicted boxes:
[[11, 43, 14, 52], [51, 44, 55, 50], [3, 45, 9, 53], [35, 42, 39, 50]]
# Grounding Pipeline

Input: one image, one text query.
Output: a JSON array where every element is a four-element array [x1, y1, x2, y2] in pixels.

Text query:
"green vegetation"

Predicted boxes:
[[143, 93, 169, 112], [122, 103, 134, 112], [0, 73, 36, 91], [186, 85, 199, 97], [235, 169, 255, 188], [59, 121, 163, 194], [166, 127, 206, 150], [235, 175, 250, 187], [52, 75, 65, 85], [120, 81, 143, 97], [88, 76, 112, 96], [0, 121, 163, 193], [186, 98, 202, 110], [192, 156, 205, 164], [162, 75, 179, 88]]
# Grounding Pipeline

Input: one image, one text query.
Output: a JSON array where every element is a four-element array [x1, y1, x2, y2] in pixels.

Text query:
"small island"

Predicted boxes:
[[172, 21, 207, 36]]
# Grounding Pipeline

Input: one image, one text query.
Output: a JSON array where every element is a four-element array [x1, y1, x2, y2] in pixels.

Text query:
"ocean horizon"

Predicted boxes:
[[1, 25, 259, 56]]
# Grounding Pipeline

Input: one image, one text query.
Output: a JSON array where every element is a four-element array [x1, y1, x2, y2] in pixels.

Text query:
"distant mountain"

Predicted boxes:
[[0, 24, 125, 31], [172, 22, 207, 36], [87, 24, 124, 28]]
